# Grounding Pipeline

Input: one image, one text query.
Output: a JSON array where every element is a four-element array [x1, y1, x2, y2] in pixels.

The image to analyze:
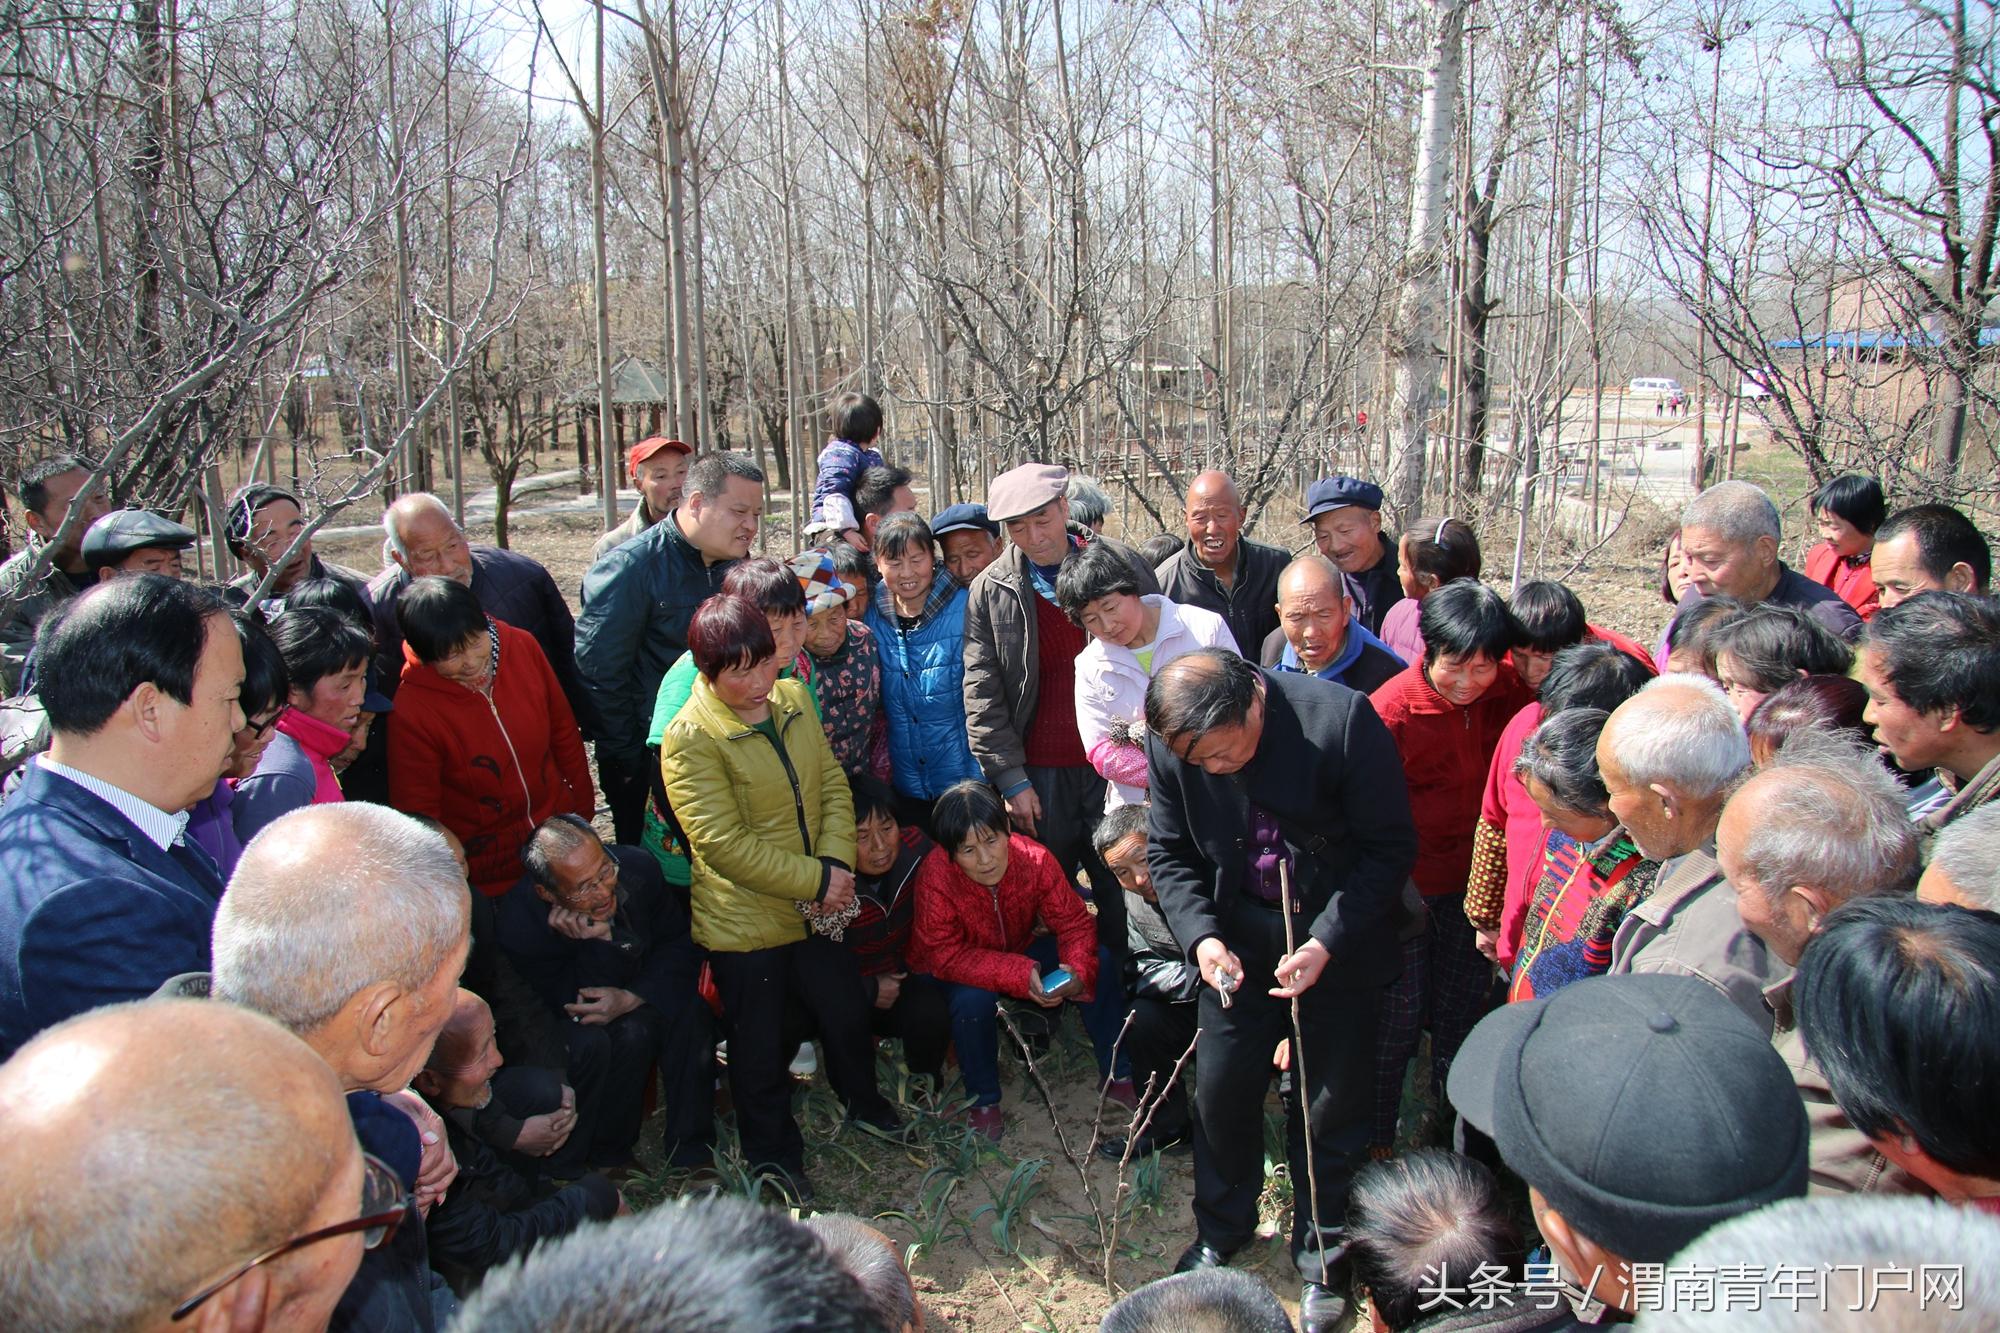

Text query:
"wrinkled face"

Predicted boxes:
[[635, 451, 689, 516], [939, 529, 1000, 587], [855, 810, 900, 878], [430, 1008, 503, 1110], [1513, 647, 1556, 695], [1679, 525, 1772, 601], [1716, 798, 1815, 966], [1278, 575, 1352, 671], [1310, 506, 1382, 574], [804, 601, 848, 658], [228, 705, 284, 781], [1003, 498, 1072, 568], [545, 835, 621, 922], [294, 659, 368, 734], [1427, 651, 1500, 707], [1869, 531, 1955, 609], [1100, 831, 1154, 902], [247, 499, 313, 590], [1185, 492, 1244, 570], [431, 630, 493, 692], [686, 476, 763, 560], [1856, 645, 1953, 772], [1815, 510, 1871, 559], [767, 609, 807, 667], [381, 938, 471, 1092], [1596, 746, 1678, 862], [1078, 591, 1148, 650], [712, 651, 781, 716], [395, 509, 473, 586], [951, 823, 1011, 887], [28, 469, 108, 561], [1169, 693, 1266, 776], [165, 614, 248, 803], [1522, 772, 1616, 844], [104, 546, 185, 580], [879, 541, 936, 608]]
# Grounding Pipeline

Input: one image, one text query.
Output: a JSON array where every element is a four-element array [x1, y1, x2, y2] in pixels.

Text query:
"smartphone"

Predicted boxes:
[[1040, 966, 1073, 992]]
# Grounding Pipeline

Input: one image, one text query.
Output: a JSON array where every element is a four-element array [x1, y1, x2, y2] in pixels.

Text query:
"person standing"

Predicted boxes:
[[1259, 555, 1404, 693], [1144, 649, 1417, 1332], [1300, 476, 1401, 636], [1154, 470, 1288, 656], [0, 455, 110, 691], [962, 463, 1158, 958], [593, 437, 694, 562], [1803, 474, 1886, 620]]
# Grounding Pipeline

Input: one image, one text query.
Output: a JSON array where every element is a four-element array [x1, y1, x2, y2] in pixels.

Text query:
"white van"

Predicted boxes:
[[1628, 376, 1683, 397]]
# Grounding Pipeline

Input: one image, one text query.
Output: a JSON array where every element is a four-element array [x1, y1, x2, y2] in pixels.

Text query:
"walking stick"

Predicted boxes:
[[1278, 859, 1329, 1286]]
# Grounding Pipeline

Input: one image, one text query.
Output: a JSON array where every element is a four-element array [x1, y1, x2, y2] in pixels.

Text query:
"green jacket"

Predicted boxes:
[[660, 674, 856, 954]]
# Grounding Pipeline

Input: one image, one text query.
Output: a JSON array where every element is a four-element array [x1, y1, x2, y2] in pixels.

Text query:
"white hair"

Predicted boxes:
[[1606, 673, 1750, 797], [382, 492, 457, 561], [1929, 804, 2000, 911], [1065, 474, 1113, 527], [1682, 480, 1782, 546], [1650, 1195, 2000, 1330], [1727, 749, 1918, 905], [213, 803, 470, 1034]]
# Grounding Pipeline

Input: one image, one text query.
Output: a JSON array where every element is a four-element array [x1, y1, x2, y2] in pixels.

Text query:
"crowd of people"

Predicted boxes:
[[2, 405, 1998, 1331]]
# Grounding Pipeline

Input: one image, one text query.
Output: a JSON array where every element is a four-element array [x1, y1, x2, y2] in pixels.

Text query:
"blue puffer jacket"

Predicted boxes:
[[863, 576, 983, 800]]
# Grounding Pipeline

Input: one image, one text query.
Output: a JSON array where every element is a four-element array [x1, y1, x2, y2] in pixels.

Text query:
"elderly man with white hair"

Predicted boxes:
[[1717, 746, 1924, 1195], [1600, 673, 1783, 1033], [1921, 804, 2000, 911], [1655, 480, 1863, 669], [213, 802, 472, 1333]]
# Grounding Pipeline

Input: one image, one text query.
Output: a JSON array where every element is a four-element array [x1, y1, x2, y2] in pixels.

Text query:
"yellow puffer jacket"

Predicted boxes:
[[660, 674, 857, 954]]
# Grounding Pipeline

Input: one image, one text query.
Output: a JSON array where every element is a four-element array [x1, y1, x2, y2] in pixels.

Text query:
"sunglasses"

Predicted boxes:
[[172, 1152, 409, 1321]]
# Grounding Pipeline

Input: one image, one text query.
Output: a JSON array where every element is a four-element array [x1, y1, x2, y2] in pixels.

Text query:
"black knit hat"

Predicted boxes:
[[1447, 973, 1808, 1262]]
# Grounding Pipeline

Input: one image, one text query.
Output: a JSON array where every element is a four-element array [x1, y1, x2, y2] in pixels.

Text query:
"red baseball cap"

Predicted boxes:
[[627, 437, 692, 469]]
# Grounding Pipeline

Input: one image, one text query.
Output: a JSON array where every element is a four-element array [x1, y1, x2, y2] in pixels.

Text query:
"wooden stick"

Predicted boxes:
[[1279, 859, 1328, 1284]]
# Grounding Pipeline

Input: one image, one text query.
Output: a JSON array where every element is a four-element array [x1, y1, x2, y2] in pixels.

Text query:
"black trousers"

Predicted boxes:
[[1126, 994, 1198, 1139], [866, 973, 951, 1082], [1026, 763, 1126, 963], [1190, 900, 1378, 1281], [710, 935, 893, 1173], [558, 999, 716, 1169], [600, 752, 650, 848]]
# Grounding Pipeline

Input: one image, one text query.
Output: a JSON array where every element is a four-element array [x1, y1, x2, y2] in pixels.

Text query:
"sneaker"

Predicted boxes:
[[1103, 1077, 1139, 1110], [967, 1105, 1005, 1142]]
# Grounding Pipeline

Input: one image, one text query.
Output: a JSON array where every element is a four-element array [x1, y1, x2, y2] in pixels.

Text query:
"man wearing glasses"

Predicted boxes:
[[0, 998, 387, 1331]]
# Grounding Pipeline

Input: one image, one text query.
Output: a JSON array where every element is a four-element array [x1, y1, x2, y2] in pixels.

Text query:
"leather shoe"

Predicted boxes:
[[1173, 1240, 1231, 1273], [1299, 1279, 1349, 1333]]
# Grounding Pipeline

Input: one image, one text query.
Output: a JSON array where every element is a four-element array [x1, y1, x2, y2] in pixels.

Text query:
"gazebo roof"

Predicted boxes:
[[565, 353, 673, 406]]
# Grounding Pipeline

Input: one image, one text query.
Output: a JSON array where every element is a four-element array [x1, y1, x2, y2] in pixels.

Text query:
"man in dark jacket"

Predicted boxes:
[[1155, 470, 1289, 655], [415, 989, 622, 1287], [1259, 554, 1405, 694], [963, 462, 1159, 957], [1145, 648, 1417, 1332], [0, 576, 238, 1059], [497, 815, 715, 1171], [575, 452, 761, 843], [223, 482, 374, 608], [1094, 802, 1198, 1160], [1301, 476, 1401, 636]]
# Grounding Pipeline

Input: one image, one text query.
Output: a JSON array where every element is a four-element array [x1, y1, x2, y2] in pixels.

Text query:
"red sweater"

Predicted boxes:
[[1024, 592, 1090, 768], [1371, 663, 1534, 898], [388, 620, 595, 896], [909, 834, 1099, 999], [1805, 542, 1881, 620]]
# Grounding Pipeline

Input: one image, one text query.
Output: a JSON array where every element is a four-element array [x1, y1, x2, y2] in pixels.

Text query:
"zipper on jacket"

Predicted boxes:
[[746, 706, 814, 853], [484, 694, 537, 836]]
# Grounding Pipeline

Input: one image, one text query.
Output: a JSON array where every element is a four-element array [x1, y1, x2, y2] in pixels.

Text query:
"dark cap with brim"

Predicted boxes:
[[82, 510, 198, 571], [930, 502, 999, 539], [1302, 476, 1384, 522], [1447, 973, 1808, 1263]]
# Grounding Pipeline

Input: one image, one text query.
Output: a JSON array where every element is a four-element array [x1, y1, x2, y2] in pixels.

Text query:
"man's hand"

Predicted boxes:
[[1269, 937, 1332, 998], [873, 972, 904, 1010], [1005, 786, 1043, 834], [566, 986, 644, 1026], [514, 1085, 578, 1156], [549, 905, 612, 941], [822, 867, 857, 913], [1194, 937, 1245, 999], [1024, 967, 1064, 1009], [1473, 927, 1502, 964], [384, 1090, 459, 1215]]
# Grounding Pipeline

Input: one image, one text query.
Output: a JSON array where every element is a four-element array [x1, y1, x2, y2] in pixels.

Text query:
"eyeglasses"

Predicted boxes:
[[242, 711, 283, 740], [172, 1152, 409, 1321]]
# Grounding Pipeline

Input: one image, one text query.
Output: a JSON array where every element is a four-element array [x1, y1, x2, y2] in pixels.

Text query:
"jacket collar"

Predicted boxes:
[[1093, 596, 1183, 677], [1629, 838, 1723, 927], [1279, 616, 1391, 681], [685, 671, 807, 741], [11, 761, 221, 893], [872, 571, 959, 626], [277, 706, 354, 760]]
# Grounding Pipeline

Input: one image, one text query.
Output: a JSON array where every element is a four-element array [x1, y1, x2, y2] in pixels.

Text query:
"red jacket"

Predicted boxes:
[[1804, 542, 1880, 620], [909, 834, 1099, 999], [388, 620, 595, 896], [1371, 663, 1534, 898]]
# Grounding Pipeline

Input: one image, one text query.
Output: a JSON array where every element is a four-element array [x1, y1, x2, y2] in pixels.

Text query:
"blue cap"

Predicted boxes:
[[930, 502, 999, 538], [1302, 476, 1384, 523]]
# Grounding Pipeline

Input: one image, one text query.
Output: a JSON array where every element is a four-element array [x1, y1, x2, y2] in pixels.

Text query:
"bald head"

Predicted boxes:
[[1275, 555, 1353, 671], [383, 493, 472, 585], [427, 988, 494, 1075], [0, 999, 361, 1332], [1185, 470, 1247, 574]]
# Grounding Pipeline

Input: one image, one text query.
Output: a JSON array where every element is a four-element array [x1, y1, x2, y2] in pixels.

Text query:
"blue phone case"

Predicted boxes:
[[1042, 967, 1073, 990]]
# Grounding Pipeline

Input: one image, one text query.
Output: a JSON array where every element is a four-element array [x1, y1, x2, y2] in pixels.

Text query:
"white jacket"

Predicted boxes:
[[1074, 595, 1240, 808]]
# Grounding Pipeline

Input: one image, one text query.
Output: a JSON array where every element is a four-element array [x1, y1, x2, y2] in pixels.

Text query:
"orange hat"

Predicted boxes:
[[627, 437, 692, 469]]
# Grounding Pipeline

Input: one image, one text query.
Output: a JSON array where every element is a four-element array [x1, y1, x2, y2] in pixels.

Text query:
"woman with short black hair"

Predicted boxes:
[[1806, 474, 1886, 620], [187, 610, 290, 877], [1708, 603, 1854, 722], [233, 604, 373, 840], [1368, 580, 1531, 1155], [387, 576, 594, 897]]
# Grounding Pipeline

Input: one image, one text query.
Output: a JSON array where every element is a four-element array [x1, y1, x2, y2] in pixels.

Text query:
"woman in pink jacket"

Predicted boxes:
[[1056, 542, 1238, 807]]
